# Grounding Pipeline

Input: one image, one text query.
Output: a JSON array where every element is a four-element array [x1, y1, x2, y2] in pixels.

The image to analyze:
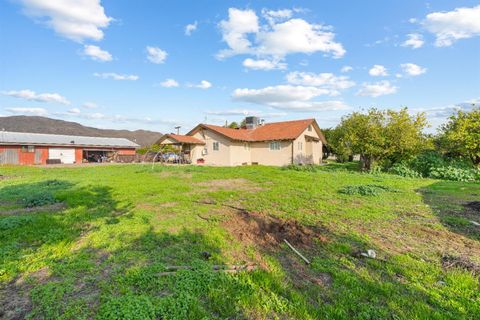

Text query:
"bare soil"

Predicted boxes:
[[441, 254, 480, 275], [194, 178, 264, 192], [222, 205, 323, 248], [464, 201, 480, 213], [0, 202, 66, 216], [0, 267, 51, 320]]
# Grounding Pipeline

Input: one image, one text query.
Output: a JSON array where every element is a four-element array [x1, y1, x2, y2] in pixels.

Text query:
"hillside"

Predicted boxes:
[[0, 116, 162, 146]]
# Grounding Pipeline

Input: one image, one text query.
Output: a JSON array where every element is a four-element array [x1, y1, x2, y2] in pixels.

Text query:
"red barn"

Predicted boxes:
[[0, 131, 139, 165]]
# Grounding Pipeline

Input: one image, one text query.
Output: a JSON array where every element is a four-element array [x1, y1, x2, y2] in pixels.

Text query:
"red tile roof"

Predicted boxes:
[[188, 119, 326, 143], [159, 134, 205, 145]]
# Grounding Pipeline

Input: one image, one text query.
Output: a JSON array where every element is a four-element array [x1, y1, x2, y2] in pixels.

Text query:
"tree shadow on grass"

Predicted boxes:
[[0, 179, 132, 319], [319, 161, 360, 172], [418, 180, 480, 242]]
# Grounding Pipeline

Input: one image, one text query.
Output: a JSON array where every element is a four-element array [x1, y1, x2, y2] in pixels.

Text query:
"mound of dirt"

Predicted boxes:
[[442, 254, 480, 275], [464, 201, 480, 213], [223, 206, 321, 248]]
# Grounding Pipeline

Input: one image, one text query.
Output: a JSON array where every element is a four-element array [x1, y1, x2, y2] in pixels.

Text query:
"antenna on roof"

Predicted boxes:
[[174, 126, 181, 135]]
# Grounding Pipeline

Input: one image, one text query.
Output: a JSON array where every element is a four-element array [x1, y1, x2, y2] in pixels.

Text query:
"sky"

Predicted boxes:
[[1, 0, 479, 134]]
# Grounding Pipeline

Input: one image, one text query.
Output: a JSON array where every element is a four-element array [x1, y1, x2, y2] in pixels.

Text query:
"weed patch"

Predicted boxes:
[[339, 184, 399, 196]]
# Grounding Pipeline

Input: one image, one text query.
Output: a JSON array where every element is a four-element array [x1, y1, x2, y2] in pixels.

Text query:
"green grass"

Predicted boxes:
[[0, 163, 479, 319]]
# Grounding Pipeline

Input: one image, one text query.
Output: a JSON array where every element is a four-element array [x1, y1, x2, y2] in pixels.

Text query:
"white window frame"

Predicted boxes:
[[308, 125, 312, 132], [269, 141, 281, 150], [212, 141, 219, 151], [298, 142, 303, 151]]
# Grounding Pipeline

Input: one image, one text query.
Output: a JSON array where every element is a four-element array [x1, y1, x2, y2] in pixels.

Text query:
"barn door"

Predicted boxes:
[[0, 149, 19, 164]]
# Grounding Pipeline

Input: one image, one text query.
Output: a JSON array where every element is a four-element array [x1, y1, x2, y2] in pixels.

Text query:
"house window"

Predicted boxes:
[[298, 142, 303, 150], [21, 145, 35, 153], [213, 142, 219, 151], [308, 125, 312, 132], [244, 143, 249, 150], [269, 141, 281, 150]]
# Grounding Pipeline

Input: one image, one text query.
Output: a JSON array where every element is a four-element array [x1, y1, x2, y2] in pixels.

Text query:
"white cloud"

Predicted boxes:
[[286, 71, 355, 95], [232, 85, 349, 111], [93, 72, 139, 80], [206, 109, 287, 118], [369, 64, 388, 76], [2, 89, 70, 104], [82, 102, 98, 109], [68, 107, 81, 114], [83, 45, 112, 61], [256, 18, 345, 58], [423, 5, 480, 47], [18, 0, 112, 42], [188, 80, 212, 89], [242, 58, 286, 70], [341, 66, 353, 73], [185, 21, 198, 35], [146, 46, 167, 64], [206, 109, 262, 116], [5, 107, 48, 116], [217, 8, 345, 62], [400, 63, 427, 76], [218, 8, 259, 57], [159, 79, 179, 88], [357, 81, 397, 97], [261, 9, 293, 25], [401, 33, 424, 49]]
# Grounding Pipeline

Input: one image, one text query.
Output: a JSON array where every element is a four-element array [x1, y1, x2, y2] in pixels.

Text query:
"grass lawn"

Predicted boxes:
[[0, 163, 479, 319]]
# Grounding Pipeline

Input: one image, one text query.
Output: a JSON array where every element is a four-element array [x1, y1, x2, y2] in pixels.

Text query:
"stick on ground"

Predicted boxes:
[[284, 239, 311, 264]]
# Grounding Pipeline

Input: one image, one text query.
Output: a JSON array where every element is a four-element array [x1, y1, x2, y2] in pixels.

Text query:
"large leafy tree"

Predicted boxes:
[[440, 107, 480, 165], [333, 108, 428, 170]]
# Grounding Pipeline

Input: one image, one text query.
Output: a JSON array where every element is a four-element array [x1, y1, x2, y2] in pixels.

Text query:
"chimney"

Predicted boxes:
[[245, 116, 260, 129]]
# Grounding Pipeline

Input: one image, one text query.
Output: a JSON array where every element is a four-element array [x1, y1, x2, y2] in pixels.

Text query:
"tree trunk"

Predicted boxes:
[[360, 154, 373, 171]]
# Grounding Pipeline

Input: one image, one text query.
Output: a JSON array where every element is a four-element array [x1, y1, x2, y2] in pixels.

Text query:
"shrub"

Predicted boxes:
[[22, 192, 57, 208], [389, 163, 422, 178], [429, 166, 477, 182]]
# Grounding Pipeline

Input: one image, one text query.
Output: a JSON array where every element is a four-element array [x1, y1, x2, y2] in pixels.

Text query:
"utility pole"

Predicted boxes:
[[174, 126, 181, 135]]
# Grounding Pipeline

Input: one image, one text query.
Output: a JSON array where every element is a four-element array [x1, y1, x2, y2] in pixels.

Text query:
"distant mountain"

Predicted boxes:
[[0, 116, 163, 146]]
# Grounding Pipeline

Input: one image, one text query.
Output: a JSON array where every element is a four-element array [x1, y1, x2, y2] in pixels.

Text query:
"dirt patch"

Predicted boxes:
[[223, 205, 322, 248], [464, 201, 480, 213], [158, 171, 192, 179], [0, 267, 52, 320], [0, 202, 66, 216], [194, 178, 263, 192], [442, 254, 480, 275]]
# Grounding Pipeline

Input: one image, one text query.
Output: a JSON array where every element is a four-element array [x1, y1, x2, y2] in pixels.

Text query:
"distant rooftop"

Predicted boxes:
[[0, 131, 139, 148]]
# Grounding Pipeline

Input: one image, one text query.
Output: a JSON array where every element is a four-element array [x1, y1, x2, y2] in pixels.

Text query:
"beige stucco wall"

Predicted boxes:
[[293, 126, 323, 164], [190, 130, 232, 166], [250, 140, 293, 166], [229, 142, 251, 166]]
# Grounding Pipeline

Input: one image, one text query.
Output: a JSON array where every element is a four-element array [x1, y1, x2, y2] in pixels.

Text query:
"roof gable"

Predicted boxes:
[[157, 134, 205, 145]]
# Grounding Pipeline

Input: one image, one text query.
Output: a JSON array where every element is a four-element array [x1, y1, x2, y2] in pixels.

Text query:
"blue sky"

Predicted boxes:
[[1, 0, 479, 134]]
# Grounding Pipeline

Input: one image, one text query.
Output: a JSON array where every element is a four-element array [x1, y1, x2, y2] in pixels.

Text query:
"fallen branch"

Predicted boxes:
[[284, 239, 310, 265]]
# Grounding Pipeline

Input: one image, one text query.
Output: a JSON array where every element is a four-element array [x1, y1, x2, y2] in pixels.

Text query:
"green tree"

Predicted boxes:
[[228, 121, 239, 129], [334, 108, 428, 170], [440, 107, 480, 165]]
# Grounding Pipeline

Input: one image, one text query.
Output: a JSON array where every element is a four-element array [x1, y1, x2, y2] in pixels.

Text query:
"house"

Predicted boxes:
[[157, 117, 326, 166], [0, 131, 139, 165]]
